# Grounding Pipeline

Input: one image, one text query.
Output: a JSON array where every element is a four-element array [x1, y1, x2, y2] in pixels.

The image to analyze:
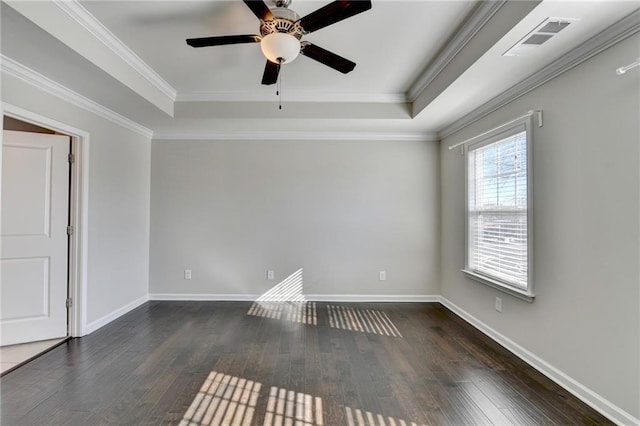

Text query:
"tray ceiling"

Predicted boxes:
[[2, 0, 638, 138]]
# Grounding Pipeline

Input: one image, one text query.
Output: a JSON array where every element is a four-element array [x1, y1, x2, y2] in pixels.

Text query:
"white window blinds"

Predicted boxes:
[[467, 129, 529, 289]]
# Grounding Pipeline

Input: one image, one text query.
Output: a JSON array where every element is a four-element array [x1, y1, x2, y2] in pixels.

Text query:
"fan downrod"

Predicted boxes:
[[275, 0, 292, 8]]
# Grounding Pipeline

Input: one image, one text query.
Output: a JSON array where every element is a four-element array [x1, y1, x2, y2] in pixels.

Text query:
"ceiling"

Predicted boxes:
[[2, 0, 639, 139], [81, 1, 476, 96]]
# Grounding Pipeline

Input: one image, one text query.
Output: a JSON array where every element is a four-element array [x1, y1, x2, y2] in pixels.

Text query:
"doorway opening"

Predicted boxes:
[[0, 105, 89, 374]]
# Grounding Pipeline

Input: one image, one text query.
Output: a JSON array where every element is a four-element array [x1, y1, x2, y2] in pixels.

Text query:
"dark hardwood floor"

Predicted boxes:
[[1, 302, 611, 425]]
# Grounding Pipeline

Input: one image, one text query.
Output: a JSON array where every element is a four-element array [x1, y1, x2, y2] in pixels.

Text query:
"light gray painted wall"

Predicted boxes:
[[440, 34, 639, 420], [150, 139, 439, 298], [1, 74, 151, 325]]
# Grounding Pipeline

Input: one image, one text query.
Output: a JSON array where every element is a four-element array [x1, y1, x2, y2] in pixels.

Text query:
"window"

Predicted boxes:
[[464, 116, 534, 301]]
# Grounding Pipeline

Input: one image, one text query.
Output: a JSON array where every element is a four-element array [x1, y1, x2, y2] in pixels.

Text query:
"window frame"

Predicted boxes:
[[463, 115, 535, 302]]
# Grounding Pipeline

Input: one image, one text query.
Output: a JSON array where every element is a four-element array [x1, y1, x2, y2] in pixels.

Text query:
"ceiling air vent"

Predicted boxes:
[[503, 17, 578, 57], [522, 34, 554, 45]]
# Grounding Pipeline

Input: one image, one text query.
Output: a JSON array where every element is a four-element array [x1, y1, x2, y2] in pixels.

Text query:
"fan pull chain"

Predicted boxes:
[[276, 58, 283, 110], [279, 71, 282, 110]]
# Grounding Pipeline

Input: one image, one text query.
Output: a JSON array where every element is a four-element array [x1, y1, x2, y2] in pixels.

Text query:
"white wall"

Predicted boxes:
[[440, 34, 639, 423], [150, 138, 439, 299], [1, 73, 151, 328]]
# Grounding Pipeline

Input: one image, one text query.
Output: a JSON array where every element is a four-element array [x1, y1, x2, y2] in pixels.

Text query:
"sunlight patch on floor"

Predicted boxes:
[[247, 302, 317, 325], [263, 386, 324, 426], [181, 370, 426, 426], [345, 406, 426, 426], [327, 305, 402, 337], [180, 371, 261, 426]]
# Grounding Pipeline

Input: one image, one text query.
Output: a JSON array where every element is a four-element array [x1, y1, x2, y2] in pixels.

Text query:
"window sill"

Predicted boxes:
[[462, 269, 535, 303]]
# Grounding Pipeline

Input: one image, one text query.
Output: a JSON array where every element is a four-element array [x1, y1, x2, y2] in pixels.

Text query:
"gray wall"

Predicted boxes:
[[150, 138, 439, 299], [1, 74, 151, 328], [440, 34, 639, 420]]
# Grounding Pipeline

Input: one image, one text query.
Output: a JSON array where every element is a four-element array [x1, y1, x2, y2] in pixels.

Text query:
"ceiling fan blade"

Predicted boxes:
[[262, 60, 280, 85], [298, 0, 371, 33], [186, 35, 261, 48], [243, 0, 274, 21], [301, 43, 356, 74]]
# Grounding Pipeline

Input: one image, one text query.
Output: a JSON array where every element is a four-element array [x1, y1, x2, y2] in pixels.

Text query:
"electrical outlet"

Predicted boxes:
[[379, 271, 386, 281], [495, 297, 503, 313], [184, 269, 192, 280], [267, 270, 275, 280]]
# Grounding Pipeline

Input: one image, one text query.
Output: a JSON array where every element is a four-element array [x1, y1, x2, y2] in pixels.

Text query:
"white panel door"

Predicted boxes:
[[1, 130, 70, 346]]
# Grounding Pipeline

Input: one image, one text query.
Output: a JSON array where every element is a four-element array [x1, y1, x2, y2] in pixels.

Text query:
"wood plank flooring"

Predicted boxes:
[[0, 302, 612, 425]]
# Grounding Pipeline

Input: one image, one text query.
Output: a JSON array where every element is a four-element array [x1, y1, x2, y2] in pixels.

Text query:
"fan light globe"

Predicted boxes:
[[260, 33, 300, 64]]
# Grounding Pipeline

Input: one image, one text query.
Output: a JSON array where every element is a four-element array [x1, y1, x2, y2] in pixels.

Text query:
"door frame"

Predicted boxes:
[[2, 102, 89, 337]]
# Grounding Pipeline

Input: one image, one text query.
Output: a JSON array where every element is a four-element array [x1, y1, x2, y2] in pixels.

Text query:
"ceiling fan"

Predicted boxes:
[[186, 0, 372, 85]]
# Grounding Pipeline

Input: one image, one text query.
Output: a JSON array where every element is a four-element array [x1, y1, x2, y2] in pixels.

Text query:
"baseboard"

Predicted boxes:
[[149, 293, 260, 301], [84, 294, 149, 335], [439, 297, 639, 426], [306, 294, 439, 302], [148, 293, 439, 303]]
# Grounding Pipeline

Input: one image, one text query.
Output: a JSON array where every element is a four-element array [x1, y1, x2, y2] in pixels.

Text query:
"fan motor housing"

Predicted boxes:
[[260, 7, 304, 39]]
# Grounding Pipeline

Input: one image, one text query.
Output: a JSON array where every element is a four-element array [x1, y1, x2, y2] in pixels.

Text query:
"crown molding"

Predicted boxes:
[[52, 0, 177, 101], [152, 130, 439, 142], [1, 55, 153, 139], [439, 9, 640, 139], [407, 0, 506, 102], [175, 91, 409, 104]]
